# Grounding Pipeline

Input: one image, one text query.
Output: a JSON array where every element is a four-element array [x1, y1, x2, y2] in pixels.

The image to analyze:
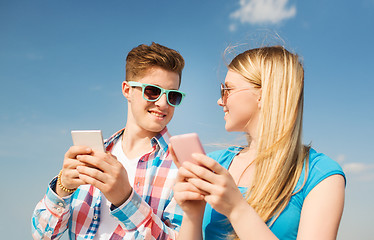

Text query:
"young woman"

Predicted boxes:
[[172, 46, 345, 240]]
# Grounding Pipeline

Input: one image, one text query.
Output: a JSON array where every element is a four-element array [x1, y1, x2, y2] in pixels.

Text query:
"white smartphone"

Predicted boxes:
[[169, 133, 205, 165], [71, 130, 105, 152]]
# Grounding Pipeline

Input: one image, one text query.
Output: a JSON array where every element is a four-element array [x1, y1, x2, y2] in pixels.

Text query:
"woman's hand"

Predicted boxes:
[[170, 146, 205, 240], [184, 153, 247, 218], [170, 146, 206, 219]]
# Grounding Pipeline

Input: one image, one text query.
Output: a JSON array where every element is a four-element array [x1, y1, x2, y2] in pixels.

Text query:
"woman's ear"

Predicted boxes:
[[257, 89, 262, 109], [122, 81, 131, 101]]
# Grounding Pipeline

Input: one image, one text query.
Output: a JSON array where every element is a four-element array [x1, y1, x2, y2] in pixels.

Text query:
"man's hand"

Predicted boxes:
[[76, 151, 132, 207], [56, 146, 92, 197]]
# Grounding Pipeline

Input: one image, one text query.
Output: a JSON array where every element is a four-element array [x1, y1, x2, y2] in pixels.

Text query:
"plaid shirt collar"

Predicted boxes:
[[104, 127, 171, 159]]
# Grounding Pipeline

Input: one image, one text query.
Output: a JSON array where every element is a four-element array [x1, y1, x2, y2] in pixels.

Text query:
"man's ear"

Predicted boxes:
[[122, 81, 131, 101]]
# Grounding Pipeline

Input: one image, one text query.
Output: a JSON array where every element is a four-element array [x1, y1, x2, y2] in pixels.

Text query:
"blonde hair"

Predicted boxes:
[[229, 46, 310, 230]]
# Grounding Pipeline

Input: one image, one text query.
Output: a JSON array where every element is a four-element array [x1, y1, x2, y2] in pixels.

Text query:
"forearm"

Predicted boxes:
[[228, 200, 278, 240], [177, 212, 203, 240]]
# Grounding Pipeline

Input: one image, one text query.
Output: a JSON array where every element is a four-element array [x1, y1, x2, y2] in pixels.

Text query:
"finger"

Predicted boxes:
[[174, 190, 205, 201], [78, 172, 106, 190], [188, 178, 216, 195], [65, 146, 92, 159], [173, 182, 205, 201], [169, 145, 181, 168], [176, 166, 200, 182], [174, 181, 205, 194], [60, 169, 85, 189], [76, 165, 107, 183], [62, 168, 81, 179], [62, 158, 86, 171], [87, 151, 121, 170], [77, 154, 109, 172], [183, 160, 218, 184], [94, 151, 119, 165], [192, 153, 226, 175]]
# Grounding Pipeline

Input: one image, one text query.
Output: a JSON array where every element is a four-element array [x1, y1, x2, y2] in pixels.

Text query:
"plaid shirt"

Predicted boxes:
[[32, 128, 183, 240]]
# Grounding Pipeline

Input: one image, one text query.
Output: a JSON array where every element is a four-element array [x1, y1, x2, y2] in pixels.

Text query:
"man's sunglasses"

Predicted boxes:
[[128, 81, 185, 107]]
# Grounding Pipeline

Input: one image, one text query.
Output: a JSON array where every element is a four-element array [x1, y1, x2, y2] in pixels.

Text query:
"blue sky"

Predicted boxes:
[[1, 0, 373, 239]]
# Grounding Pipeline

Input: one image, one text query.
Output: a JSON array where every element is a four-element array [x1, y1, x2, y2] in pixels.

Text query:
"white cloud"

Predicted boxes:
[[333, 155, 374, 182], [230, 0, 296, 25], [343, 163, 370, 174], [343, 162, 374, 181]]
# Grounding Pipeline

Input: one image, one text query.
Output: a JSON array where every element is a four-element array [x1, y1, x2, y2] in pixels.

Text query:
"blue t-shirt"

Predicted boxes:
[[202, 146, 345, 240]]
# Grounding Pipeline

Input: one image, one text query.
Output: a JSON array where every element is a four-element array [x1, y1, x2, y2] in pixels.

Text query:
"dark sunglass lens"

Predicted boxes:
[[168, 91, 182, 106], [144, 86, 161, 100]]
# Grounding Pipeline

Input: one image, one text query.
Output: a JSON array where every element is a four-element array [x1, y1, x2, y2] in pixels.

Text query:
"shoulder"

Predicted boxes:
[[308, 148, 345, 180], [299, 148, 346, 197], [207, 146, 243, 169]]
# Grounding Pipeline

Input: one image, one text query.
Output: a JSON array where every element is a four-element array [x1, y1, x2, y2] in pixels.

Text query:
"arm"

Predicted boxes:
[[32, 146, 91, 239], [297, 174, 345, 240], [31, 178, 73, 240], [168, 145, 206, 240], [173, 166, 206, 240], [186, 154, 278, 240]]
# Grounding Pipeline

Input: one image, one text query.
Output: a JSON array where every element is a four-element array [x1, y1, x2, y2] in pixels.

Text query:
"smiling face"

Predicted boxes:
[[123, 67, 180, 138], [218, 70, 261, 135]]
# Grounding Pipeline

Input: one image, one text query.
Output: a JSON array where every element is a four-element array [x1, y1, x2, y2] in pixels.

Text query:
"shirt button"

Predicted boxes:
[[93, 215, 98, 220], [58, 202, 64, 207]]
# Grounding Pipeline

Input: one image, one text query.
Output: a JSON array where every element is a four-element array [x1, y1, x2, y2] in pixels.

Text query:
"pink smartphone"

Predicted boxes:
[[169, 133, 205, 164]]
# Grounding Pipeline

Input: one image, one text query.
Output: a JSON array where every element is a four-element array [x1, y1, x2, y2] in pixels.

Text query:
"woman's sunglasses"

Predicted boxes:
[[220, 83, 253, 104], [128, 81, 185, 107]]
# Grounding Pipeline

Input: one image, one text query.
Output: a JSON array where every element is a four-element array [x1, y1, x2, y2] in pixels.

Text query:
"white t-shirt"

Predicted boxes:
[[93, 137, 140, 239]]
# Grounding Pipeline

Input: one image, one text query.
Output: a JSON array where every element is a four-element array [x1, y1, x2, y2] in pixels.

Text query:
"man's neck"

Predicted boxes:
[[121, 126, 158, 159]]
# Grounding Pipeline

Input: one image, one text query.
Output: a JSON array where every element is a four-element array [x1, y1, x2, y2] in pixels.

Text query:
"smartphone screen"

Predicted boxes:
[[71, 130, 105, 152], [169, 133, 205, 164]]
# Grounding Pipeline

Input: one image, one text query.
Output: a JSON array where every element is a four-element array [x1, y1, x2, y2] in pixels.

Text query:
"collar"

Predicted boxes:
[[104, 127, 171, 155]]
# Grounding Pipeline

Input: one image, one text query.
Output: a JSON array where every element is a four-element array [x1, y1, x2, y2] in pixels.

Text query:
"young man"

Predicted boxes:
[[32, 42, 185, 239]]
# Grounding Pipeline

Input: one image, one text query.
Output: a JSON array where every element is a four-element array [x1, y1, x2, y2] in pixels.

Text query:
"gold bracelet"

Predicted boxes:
[[57, 170, 77, 193]]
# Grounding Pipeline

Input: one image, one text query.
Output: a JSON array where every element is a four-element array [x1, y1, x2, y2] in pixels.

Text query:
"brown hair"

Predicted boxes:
[[125, 42, 185, 86]]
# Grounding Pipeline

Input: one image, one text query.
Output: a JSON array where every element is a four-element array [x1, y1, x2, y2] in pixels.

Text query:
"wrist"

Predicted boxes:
[[228, 198, 250, 224], [111, 187, 133, 208], [183, 202, 206, 222], [57, 170, 76, 196]]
